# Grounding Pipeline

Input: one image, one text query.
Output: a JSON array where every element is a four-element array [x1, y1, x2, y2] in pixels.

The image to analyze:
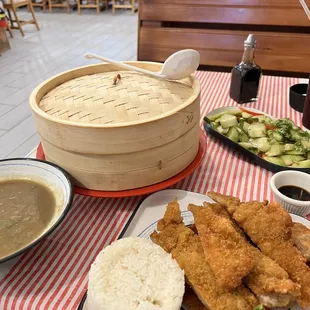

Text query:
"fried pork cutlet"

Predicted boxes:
[[183, 285, 208, 310], [245, 246, 300, 308], [208, 192, 310, 309], [292, 222, 310, 262], [188, 204, 255, 290], [190, 202, 300, 308], [150, 200, 260, 310]]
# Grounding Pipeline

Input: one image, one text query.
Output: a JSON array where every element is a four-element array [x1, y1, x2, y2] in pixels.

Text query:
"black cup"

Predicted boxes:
[[289, 84, 308, 113]]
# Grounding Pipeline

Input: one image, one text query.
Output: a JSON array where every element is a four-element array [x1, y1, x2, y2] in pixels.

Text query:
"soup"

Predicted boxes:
[[0, 178, 56, 258]]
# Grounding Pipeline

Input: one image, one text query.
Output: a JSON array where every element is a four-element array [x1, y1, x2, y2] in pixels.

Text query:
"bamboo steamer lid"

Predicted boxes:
[[30, 62, 201, 190], [39, 71, 193, 125]]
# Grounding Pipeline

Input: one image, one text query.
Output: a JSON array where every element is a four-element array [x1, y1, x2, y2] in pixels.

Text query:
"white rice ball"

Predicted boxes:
[[87, 237, 185, 310]]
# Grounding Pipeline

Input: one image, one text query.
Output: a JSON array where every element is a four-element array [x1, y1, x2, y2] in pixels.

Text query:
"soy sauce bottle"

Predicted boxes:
[[229, 34, 262, 104]]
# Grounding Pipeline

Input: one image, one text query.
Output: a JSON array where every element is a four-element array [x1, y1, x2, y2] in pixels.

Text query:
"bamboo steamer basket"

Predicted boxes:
[[29, 62, 201, 191]]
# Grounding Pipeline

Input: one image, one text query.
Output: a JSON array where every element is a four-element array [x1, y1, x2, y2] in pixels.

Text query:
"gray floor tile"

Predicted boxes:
[[7, 133, 40, 158], [0, 9, 138, 157], [0, 72, 24, 88], [0, 104, 14, 117], [7, 71, 49, 89], [0, 86, 20, 102], [0, 115, 37, 158], [2, 85, 35, 106], [0, 129, 7, 137], [0, 103, 32, 130]]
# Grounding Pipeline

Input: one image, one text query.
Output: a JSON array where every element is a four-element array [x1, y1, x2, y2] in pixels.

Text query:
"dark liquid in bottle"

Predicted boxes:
[[230, 66, 262, 104], [278, 185, 310, 201]]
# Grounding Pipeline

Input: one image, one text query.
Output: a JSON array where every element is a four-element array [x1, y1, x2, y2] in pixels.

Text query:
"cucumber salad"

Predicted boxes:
[[205, 108, 310, 168]]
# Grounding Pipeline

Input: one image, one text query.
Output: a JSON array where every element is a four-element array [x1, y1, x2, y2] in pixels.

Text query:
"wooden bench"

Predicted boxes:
[[138, 0, 310, 75]]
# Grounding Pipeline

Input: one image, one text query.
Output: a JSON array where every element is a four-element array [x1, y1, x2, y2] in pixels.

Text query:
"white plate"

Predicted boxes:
[[122, 189, 310, 310], [123, 189, 310, 237], [81, 190, 310, 310]]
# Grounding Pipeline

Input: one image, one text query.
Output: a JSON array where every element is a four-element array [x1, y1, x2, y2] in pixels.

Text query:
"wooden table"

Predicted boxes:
[[0, 71, 306, 310]]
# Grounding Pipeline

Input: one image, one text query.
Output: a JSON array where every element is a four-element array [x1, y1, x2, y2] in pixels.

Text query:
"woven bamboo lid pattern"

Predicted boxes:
[[39, 71, 194, 125]]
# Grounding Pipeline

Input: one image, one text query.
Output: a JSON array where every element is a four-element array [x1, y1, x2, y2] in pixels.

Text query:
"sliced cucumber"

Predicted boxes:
[[273, 131, 283, 142], [290, 130, 303, 142], [207, 110, 241, 121], [280, 155, 305, 166], [207, 110, 310, 165], [219, 114, 238, 129], [236, 127, 249, 142], [248, 123, 267, 138], [216, 126, 229, 135], [242, 122, 250, 133], [301, 140, 310, 151], [265, 144, 284, 157], [239, 132, 249, 142], [226, 127, 239, 143], [291, 160, 310, 168], [241, 112, 252, 119], [284, 150, 305, 155], [264, 156, 286, 166], [269, 139, 280, 145], [251, 137, 270, 153], [284, 144, 295, 152], [239, 142, 255, 150], [268, 130, 283, 142]]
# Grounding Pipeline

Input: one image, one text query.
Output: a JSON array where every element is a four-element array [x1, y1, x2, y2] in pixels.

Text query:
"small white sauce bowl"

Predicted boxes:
[[0, 158, 74, 263], [270, 170, 310, 217]]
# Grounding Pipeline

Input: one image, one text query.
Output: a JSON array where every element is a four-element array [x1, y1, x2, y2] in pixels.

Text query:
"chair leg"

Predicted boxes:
[[11, 6, 24, 36], [42, 0, 46, 12], [131, 0, 134, 14], [77, 0, 80, 14], [6, 8, 13, 28], [29, 2, 40, 30], [112, 0, 115, 14], [96, 0, 99, 14], [6, 22, 13, 38], [48, 0, 52, 13]]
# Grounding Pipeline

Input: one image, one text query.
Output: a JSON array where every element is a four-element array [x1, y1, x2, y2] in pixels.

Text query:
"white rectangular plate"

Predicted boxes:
[[122, 189, 310, 310]]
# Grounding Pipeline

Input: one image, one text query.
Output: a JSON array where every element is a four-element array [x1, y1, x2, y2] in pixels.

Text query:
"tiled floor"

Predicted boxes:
[[0, 8, 138, 158]]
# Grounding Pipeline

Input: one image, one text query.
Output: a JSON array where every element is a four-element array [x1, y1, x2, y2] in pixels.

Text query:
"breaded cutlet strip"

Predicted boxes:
[[195, 202, 300, 308], [183, 285, 208, 310], [292, 222, 310, 262], [188, 204, 255, 290], [207, 192, 310, 309], [245, 246, 300, 308], [150, 200, 260, 310], [202, 202, 244, 236]]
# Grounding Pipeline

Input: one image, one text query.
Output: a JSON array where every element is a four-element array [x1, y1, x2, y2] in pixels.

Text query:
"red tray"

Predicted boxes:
[[36, 133, 206, 198]]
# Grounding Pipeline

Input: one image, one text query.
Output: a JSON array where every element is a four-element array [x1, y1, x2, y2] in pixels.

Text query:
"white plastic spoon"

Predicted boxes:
[[84, 49, 200, 80]]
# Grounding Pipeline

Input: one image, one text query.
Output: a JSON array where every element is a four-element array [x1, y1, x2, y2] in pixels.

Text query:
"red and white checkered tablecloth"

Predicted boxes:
[[0, 71, 302, 309]]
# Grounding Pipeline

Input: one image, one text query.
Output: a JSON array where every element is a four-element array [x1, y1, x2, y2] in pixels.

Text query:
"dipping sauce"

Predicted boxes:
[[278, 185, 310, 201], [0, 178, 56, 258]]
